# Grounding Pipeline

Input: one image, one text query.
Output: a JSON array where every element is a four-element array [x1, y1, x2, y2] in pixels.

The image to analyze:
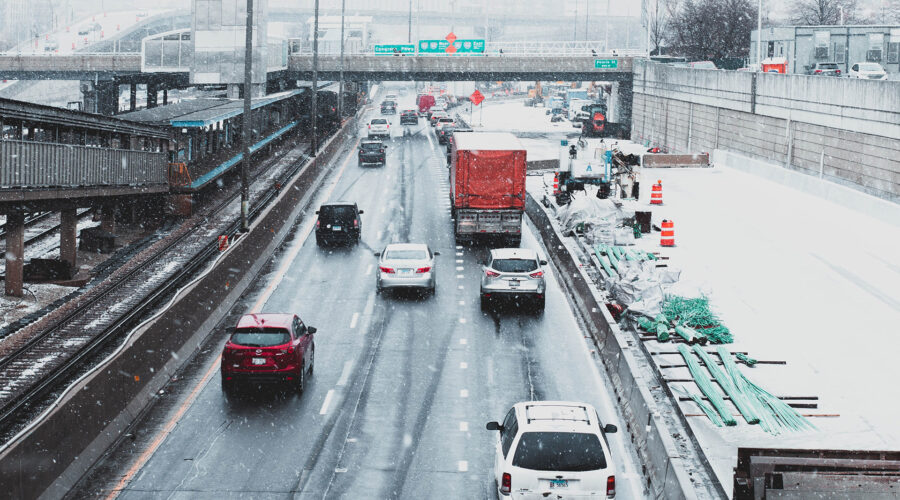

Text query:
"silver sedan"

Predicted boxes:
[[375, 243, 439, 295], [480, 248, 547, 310]]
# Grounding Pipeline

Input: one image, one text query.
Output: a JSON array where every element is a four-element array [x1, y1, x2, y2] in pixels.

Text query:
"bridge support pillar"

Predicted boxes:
[[81, 80, 117, 115], [162, 89, 168, 105], [612, 80, 633, 137], [4, 212, 25, 297], [100, 204, 116, 234], [147, 83, 159, 108], [129, 84, 137, 111], [60, 208, 78, 271]]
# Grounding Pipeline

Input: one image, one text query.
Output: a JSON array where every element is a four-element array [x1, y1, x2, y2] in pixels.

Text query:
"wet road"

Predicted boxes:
[[77, 88, 646, 499]]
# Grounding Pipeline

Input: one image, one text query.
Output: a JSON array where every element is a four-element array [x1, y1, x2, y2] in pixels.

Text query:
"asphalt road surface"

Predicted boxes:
[[75, 86, 646, 499]]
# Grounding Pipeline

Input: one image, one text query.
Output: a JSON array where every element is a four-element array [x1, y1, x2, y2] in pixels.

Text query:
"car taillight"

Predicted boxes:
[[606, 475, 615, 497], [485, 269, 500, 277], [501, 473, 511, 494], [368, 124, 371, 128], [815, 69, 822, 74], [416, 267, 431, 273], [529, 270, 544, 278], [836, 69, 841, 74], [379, 266, 395, 274], [380, 149, 384, 153], [353, 219, 359, 228], [279, 346, 293, 355], [316, 220, 320, 229]]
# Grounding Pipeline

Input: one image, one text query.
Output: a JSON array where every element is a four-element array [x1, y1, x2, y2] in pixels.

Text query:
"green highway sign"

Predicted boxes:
[[594, 59, 619, 69], [418, 39, 485, 54], [374, 44, 415, 55]]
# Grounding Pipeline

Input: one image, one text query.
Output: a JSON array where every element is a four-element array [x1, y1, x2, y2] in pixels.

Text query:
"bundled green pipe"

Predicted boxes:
[[593, 247, 617, 277], [688, 392, 724, 427], [637, 316, 655, 331], [623, 248, 639, 261], [674, 325, 707, 344], [663, 296, 733, 344], [605, 246, 621, 273], [693, 346, 759, 425], [735, 353, 757, 366], [676, 344, 736, 426]]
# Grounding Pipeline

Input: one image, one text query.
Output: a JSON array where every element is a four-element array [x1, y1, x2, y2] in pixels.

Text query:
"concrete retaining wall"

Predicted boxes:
[[525, 194, 725, 499], [0, 116, 360, 500], [631, 60, 900, 202]]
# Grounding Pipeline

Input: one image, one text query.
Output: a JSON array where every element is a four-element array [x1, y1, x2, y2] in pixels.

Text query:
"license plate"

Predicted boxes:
[[509, 280, 520, 287], [332, 225, 342, 231], [549, 479, 568, 488], [252, 357, 266, 365], [398, 269, 413, 275]]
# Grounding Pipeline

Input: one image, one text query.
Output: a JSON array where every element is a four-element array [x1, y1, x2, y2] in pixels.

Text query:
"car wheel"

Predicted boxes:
[[295, 365, 306, 394], [308, 348, 315, 375], [221, 377, 235, 396], [534, 296, 546, 312], [480, 294, 490, 311]]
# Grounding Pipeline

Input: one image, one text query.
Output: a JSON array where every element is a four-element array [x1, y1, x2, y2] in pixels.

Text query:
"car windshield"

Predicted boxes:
[[512, 432, 607, 471], [319, 205, 356, 220], [859, 63, 881, 71], [371, 119, 387, 125], [492, 258, 538, 273], [361, 143, 382, 150], [820, 64, 838, 69], [385, 249, 427, 260], [230, 328, 291, 347]]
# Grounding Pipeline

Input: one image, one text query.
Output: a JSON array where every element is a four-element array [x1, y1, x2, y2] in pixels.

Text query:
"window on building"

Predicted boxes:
[[867, 33, 884, 62], [834, 43, 845, 64], [888, 29, 900, 64], [814, 31, 830, 59]]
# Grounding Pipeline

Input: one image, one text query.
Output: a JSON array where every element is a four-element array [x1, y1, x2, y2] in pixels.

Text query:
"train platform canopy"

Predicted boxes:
[[120, 90, 302, 129], [0, 96, 168, 139]]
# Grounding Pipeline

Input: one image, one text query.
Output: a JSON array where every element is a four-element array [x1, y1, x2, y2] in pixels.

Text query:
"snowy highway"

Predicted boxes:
[[75, 89, 646, 499]]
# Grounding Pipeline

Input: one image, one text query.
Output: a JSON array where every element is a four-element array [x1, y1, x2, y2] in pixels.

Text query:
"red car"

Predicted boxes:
[[221, 313, 316, 393]]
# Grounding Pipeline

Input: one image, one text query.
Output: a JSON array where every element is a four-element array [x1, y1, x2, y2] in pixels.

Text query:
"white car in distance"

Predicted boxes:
[[367, 118, 390, 139], [848, 62, 888, 80], [486, 401, 619, 498]]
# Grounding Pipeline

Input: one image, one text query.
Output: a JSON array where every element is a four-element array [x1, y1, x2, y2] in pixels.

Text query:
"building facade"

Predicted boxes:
[[750, 25, 900, 76]]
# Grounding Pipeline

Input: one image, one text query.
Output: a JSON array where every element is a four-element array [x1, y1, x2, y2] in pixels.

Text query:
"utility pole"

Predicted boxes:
[[585, 0, 589, 42], [240, 0, 254, 233], [755, 0, 762, 69], [311, 0, 319, 156], [338, 0, 345, 120], [408, 0, 412, 43], [574, 1, 578, 41]]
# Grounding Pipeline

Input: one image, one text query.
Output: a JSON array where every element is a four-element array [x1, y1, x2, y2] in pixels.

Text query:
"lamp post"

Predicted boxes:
[[755, 0, 762, 70], [338, 0, 345, 120], [408, 0, 412, 43], [240, 0, 254, 233], [311, 0, 319, 156]]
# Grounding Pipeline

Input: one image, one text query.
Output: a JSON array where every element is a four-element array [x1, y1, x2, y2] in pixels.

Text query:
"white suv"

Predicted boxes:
[[486, 401, 618, 498], [367, 118, 390, 139]]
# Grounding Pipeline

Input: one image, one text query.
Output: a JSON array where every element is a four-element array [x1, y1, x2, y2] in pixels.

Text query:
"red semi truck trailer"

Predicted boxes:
[[417, 94, 435, 115], [449, 132, 527, 246]]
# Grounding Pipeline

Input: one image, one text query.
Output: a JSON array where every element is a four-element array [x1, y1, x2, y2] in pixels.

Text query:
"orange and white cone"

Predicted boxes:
[[660, 219, 675, 247]]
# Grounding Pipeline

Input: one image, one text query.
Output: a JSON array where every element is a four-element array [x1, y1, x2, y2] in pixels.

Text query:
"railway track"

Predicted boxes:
[[0, 133, 319, 440]]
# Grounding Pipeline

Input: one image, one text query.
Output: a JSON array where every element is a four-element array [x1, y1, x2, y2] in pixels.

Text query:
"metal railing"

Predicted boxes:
[[0, 140, 167, 189]]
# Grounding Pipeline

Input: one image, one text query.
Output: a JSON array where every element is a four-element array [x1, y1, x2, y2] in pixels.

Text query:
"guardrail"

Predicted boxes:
[[0, 140, 166, 189]]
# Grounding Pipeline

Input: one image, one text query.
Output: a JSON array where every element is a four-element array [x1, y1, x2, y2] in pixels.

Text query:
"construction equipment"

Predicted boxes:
[[552, 139, 641, 205]]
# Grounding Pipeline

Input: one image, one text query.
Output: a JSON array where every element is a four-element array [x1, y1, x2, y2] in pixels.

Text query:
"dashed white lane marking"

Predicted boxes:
[[460, 361, 468, 369], [365, 264, 373, 275], [320, 389, 335, 415], [457, 285, 464, 290], [381, 206, 386, 213], [456, 266, 464, 271], [459, 421, 469, 432], [459, 389, 469, 398], [458, 460, 468, 472], [456, 274, 464, 279], [458, 318, 467, 324], [376, 230, 383, 239], [459, 338, 468, 345], [337, 361, 353, 387], [349, 312, 359, 329], [456, 260, 463, 264], [456, 252, 464, 257], [458, 300, 465, 306], [456, 245, 463, 249]]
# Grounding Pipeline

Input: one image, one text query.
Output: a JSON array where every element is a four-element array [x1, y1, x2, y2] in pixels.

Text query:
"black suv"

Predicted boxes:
[[381, 100, 397, 114], [358, 140, 386, 166], [315, 202, 363, 246], [400, 109, 419, 125], [807, 62, 841, 76]]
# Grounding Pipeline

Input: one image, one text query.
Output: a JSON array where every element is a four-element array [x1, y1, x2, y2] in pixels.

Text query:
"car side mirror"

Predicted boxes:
[[314, 210, 319, 214], [307, 326, 317, 334], [358, 210, 364, 214], [374, 252, 381, 257], [433, 251, 441, 256], [486, 421, 503, 431], [540, 260, 548, 265], [603, 424, 618, 434]]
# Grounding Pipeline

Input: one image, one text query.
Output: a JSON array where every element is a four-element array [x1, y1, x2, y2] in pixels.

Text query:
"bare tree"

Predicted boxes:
[[789, 0, 859, 25], [668, 0, 756, 60]]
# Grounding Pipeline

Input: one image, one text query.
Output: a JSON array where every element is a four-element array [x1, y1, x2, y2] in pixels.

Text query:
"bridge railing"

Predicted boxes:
[[289, 40, 644, 57], [1, 140, 167, 190]]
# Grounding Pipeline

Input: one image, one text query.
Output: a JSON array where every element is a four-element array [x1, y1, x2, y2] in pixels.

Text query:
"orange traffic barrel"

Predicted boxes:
[[660, 220, 675, 247], [218, 235, 229, 251], [553, 172, 560, 194], [650, 180, 663, 205]]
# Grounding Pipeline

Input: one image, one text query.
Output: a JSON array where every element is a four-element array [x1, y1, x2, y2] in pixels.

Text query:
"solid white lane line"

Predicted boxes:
[[460, 361, 468, 369], [459, 421, 469, 432], [459, 338, 467, 345], [337, 361, 353, 387], [459, 389, 469, 398], [365, 264, 373, 275], [458, 460, 468, 472], [320, 389, 335, 415], [349, 312, 359, 329]]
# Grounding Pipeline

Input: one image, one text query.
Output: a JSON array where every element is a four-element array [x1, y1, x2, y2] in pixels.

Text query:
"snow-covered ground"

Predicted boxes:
[[5, 10, 168, 55], [527, 148, 900, 493]]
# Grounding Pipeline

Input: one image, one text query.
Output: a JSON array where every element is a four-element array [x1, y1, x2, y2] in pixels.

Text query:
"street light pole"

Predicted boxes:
[[240, 0, 254, 233], [311, 0, 319, 156], [574, 1, 578, 41], [756, 0, 762, 69], [338, 0, 345, 120], [408, 0, 412, 43]]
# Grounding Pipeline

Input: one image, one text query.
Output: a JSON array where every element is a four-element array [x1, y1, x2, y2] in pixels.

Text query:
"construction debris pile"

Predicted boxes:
[[674, 345, 816, 435], [637, 295, 733, 344]]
